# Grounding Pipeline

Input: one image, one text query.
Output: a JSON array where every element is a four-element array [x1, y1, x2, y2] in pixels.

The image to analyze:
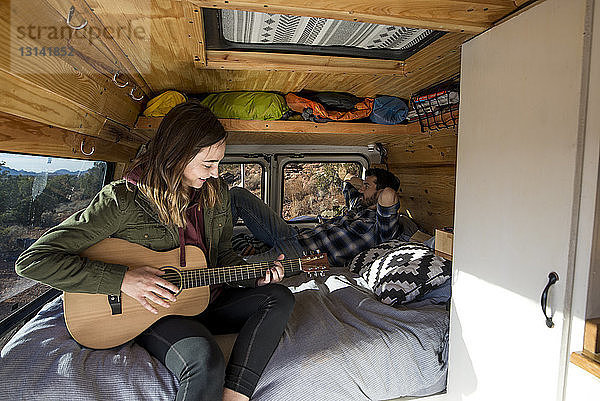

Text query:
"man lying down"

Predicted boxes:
[[230, 168, 401, 266]]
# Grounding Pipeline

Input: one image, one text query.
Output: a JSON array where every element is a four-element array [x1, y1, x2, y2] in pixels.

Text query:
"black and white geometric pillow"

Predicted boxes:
[[357, 242, 451, 306], [348, 240, 405, 274]]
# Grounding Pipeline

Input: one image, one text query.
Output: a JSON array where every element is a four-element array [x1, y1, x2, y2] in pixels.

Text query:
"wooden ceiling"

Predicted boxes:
[[0, 0, 523, 141], [192, 0, 518, 33], [81, 0, 519, 98]]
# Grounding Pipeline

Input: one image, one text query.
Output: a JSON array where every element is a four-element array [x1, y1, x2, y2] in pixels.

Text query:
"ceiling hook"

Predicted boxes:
[[66, 6, 88, 30], [80, 138, 95, 156], [112, 71, 128, 88], [130, 86, 144, 101]]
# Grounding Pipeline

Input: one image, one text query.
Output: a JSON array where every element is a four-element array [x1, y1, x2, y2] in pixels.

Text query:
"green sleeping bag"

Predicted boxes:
[[200, 92, 289, 120]]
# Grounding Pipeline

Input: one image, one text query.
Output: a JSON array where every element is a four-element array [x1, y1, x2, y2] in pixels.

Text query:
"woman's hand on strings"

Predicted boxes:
[[257, 254, 285, 286], [121, 267, 179, 314]]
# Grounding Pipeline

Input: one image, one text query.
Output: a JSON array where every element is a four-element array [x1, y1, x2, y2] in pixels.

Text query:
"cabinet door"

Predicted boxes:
[[448, 0, 588, 400]]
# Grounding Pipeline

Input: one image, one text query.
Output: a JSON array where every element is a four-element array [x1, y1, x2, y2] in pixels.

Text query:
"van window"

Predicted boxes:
[[282, 161, 362, 221], [204, 9, 446, 61], [220, 162, 264, 200], [0, 153, 108, 322]]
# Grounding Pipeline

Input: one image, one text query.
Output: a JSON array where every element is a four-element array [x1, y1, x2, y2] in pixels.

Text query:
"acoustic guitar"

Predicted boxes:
[[63, 238, 329, 349]]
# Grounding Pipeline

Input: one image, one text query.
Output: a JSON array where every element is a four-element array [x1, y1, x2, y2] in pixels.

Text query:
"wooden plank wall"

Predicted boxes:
[[0, 0, 149, 164], [386, 125, 458, 234], [1, 0, 144, 127], [4, 0, 474, 104], [192, 0, 516, 33], [84, 0, 205, 94], [86, 0, 472, 99], [192, 32, 469, 98], [0, 111, 138, 162]]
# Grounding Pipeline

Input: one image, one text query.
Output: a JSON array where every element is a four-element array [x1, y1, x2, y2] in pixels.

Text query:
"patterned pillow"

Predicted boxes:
[[351, 241, 451, 306], [348, 240, 405, 273]]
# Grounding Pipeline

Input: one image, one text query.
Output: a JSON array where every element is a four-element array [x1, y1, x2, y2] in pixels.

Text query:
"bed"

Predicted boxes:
[[0, 256, 449, 400]]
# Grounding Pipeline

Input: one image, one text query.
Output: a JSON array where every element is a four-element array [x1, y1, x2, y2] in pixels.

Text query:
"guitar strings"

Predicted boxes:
[[159, 257, 326, 284], [159, 259, 303, 280], [160, 259, 301, 275]]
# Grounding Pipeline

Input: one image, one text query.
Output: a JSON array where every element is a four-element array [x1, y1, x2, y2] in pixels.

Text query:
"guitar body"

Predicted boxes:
[[63, 238, 210, 349]]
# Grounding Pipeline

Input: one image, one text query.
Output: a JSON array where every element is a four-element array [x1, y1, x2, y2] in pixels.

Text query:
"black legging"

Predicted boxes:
[[136, 284, 295, 400]]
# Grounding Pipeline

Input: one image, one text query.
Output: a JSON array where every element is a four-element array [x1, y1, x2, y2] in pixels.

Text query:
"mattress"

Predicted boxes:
[[0, 267, 449, 400]]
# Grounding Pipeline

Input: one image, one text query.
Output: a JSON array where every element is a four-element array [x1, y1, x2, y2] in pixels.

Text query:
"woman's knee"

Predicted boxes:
[[167, 336, 225, 381], [229, 186, 252, 205], [267, 284, 295, 315], [167, 337, 225, 401]]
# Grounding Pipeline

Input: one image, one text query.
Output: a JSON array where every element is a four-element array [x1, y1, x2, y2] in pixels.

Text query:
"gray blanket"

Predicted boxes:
[[0, 268, 448, 400]]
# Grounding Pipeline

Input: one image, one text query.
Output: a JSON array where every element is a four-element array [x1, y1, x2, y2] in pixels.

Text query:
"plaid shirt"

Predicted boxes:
[[296, 182, 400, 266]]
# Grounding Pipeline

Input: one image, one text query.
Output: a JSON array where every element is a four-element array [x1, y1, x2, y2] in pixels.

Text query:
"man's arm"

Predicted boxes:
[[344, 174, 364, 190], [342, 174, 363, 209]]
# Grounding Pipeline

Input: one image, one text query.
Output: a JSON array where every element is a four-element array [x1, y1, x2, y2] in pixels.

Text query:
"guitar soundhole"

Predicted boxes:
[[160, 266, 182, 296]]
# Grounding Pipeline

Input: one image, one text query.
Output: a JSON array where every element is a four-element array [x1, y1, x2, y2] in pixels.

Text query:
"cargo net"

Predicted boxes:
[[408, 79, 459, 132]]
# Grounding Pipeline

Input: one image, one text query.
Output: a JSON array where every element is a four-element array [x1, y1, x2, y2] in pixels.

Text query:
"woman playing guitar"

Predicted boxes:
[[15, 100, 294, 401]]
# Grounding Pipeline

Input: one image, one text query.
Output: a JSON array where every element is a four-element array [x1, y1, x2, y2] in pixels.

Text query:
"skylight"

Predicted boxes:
[[221, 10, 435, 51], [203, 9, 445, 61]]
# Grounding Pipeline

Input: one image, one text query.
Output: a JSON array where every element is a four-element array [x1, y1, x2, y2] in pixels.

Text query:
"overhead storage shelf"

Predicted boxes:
[[135, 117, 415, 146], [199, 51, 406, 75]]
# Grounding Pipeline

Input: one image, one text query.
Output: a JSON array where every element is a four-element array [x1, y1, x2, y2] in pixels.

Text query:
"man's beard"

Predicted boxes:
[[359, 193, 378, 208]]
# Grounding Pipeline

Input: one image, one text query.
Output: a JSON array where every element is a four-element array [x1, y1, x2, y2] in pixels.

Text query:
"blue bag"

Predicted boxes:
[[369, 96, 409, 125]]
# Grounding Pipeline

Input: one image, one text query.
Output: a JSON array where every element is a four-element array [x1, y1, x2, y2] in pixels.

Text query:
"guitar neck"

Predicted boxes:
[[167, 259, 303, 289]]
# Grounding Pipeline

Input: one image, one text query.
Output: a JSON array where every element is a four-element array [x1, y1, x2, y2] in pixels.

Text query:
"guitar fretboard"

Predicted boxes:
[[161, 259, 302, 289]]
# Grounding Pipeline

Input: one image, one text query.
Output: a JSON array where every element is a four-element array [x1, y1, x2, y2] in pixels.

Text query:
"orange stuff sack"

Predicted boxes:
[[285, 93, 374, 122]]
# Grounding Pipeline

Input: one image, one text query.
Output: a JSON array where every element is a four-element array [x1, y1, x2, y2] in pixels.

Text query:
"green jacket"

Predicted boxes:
[[15, 179, 248, 295]]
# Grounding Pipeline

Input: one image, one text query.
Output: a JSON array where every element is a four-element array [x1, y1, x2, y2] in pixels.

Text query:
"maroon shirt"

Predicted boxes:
[[126, 170, 222, 301], [125, 169, 207, 256], [181, 189, 207, 255], [178, 189, 223, 303]]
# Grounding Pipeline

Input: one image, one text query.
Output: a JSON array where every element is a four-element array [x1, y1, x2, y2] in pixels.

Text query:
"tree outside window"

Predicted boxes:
[[0, 154, 107, 322], [282, 162, 362, 221]]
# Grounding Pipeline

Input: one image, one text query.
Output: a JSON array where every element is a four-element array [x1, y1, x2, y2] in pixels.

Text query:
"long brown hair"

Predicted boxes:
[[127, 100, 227, 228]]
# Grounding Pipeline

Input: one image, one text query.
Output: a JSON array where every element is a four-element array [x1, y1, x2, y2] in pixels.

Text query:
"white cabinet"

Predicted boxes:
[[446, 0, 599, 400]]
